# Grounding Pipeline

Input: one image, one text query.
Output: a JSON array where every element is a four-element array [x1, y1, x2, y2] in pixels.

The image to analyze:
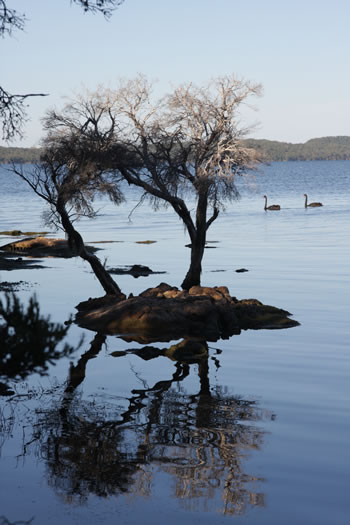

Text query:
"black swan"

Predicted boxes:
[[304, 194, 323, 207], [264, 195, 280, 211]]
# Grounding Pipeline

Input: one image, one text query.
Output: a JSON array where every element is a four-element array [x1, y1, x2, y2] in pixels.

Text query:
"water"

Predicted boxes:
[[0, 161, 349, 524]]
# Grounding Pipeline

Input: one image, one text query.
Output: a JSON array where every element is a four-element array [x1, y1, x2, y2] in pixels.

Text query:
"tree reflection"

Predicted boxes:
[[0, 293, 79, 395], [32, 336, 266, 515]]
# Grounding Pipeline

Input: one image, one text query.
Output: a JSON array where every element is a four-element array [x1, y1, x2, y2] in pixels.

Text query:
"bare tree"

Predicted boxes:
[[11, 93, 126, 296], [0, 87, 49, 142], [13, 75, 261, 292], [0, 0, 25, 37], [71, 0, 124, 18], [106, 75, 262, 289], [0, 0, 123, 141]]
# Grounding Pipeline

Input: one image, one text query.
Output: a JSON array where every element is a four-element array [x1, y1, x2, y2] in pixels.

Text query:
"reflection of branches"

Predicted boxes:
[[0, 403, 15, 456], [0, 517, 34, 525], [0, 293, 79, 381], [3, 336, 267, 516], [32, 341, 265, 514]]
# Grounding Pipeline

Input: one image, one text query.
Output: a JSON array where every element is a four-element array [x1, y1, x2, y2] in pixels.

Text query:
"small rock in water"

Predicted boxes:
[[135, 240, 157, 244], [236, 268, 249, 273]]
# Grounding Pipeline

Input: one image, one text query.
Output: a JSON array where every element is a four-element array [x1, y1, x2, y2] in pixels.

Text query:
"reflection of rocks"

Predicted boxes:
[[111, 339, 208, 363], [0, 236, 98, 258], [0, 252, 45, 271], [0, 280, 33, 291], [75, 283, 299, 342], [109, 264, 166, 278]]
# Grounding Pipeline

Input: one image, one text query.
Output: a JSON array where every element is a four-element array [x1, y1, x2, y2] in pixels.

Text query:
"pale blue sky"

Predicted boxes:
[[2, 0, 350, 146]]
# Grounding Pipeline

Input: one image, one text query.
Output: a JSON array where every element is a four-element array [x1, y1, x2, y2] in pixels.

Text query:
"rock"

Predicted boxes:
[[135, 240, 157, 244], [0, 230, 49, 236], [236, 268, 249, 273], [0, 236, 98, 258], [109, 264, 166, 278], [185, 243, 217, 248], [75, 283, 299, 343]]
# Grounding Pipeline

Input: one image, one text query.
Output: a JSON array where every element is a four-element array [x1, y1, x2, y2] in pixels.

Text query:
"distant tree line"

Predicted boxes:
[[3, 136, 350, 164], [0, 145, 42, 163], [244, 136, 350, 161]]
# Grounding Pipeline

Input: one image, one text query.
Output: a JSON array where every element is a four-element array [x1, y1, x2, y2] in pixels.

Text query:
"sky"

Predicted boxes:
[[2, 0, 350, 147]]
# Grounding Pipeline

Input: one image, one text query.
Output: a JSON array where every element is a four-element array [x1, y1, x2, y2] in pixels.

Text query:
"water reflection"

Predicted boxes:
[[0, 293, 80, 396], [0, 518, 34, 525], [29, 336, 267, 515]]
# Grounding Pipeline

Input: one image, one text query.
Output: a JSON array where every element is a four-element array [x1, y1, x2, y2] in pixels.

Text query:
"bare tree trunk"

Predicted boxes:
[[181, 191, 208, 290], [181, 234, 206, 290], [57, 197, 124, 297]]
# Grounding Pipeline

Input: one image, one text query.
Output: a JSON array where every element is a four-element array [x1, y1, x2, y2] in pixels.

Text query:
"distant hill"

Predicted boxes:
[[244, 136, 350, 161], [1, 136, 350, 164], [0, 146, 42, 164]]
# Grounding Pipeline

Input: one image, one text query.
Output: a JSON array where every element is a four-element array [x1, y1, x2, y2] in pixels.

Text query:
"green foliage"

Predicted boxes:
[[0, 293, 77, 380], [244, 136, 350, 161], [2, 137, 350, 164], [0, 146, 41, 164]]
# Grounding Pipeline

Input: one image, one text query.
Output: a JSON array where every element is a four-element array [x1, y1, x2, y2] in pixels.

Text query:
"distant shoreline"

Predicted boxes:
[[2, 136, 350, 163]]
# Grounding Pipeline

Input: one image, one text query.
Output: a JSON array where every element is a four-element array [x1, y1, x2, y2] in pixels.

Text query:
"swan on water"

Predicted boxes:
[[264, 195, 280, 211], [304, 194, 323, 207]]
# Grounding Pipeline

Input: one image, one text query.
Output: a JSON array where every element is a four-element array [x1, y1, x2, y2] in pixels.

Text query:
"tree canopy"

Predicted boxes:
[[105, 75, 262, 288], [14, 75, 261, 291]]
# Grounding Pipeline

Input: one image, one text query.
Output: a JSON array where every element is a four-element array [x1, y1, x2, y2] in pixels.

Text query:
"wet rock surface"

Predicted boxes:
[[75, 283, 299, 343], [0, 236, 98, 258], [0, 230, 49, 236]]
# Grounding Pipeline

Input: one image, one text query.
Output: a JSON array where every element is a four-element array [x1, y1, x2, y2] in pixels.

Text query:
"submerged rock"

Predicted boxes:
[[0, 230, 49, 236], [0, 236, 98, 258], [135, 240, 157, 244], [75, 283, 299, 343], [109, 264, 166, 278]]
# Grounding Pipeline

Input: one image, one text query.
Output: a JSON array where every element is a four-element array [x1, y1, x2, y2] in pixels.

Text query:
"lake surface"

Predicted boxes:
[[0, 161, 349, 524]]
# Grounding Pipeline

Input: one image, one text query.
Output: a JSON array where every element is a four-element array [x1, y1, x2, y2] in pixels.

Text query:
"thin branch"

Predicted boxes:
[[0, 0, 25, 37], [0, 87, 49, 141]]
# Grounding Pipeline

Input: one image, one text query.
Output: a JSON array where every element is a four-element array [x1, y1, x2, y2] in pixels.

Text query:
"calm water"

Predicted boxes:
[[0, 161, 349, 524]]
